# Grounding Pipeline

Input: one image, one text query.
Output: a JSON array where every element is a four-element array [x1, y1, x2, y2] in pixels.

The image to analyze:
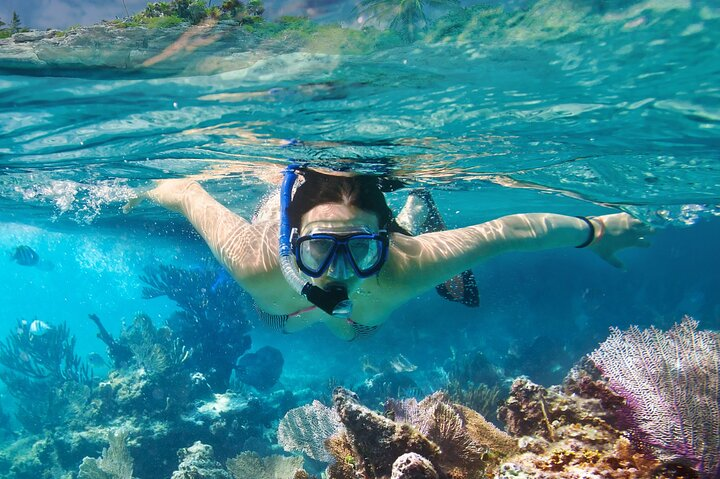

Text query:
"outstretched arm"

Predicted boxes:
[[125, 179, 277, 284], [385, 212, 652, 299]]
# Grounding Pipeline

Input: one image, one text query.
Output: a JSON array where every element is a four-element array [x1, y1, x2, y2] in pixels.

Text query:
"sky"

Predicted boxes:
[[0, 0, 357, 30]]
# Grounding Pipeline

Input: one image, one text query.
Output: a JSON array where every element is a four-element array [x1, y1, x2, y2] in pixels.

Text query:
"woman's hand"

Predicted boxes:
[[588, 213, 653, 269], [123, 179, 199, 214]]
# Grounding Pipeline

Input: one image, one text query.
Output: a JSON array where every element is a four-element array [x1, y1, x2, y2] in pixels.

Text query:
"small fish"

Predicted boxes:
[[11, 245, 39, 266], [29, 319, 52, 336], [388, 353, 417, 373], [87, 352, 109, 368]]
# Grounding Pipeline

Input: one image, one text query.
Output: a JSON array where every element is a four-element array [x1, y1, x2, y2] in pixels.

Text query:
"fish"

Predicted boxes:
[[11, 245, 39, 266], [87, 352, 109, 368], [29, 319, 52, 336], [388, 353, 418, 373]]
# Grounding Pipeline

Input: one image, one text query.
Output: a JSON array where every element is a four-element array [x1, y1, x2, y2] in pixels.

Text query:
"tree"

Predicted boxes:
[[247, 0, 264, 18], [10, 11, 21, 33], [221, 0, 245, 19], [356, 0, 459, 41]]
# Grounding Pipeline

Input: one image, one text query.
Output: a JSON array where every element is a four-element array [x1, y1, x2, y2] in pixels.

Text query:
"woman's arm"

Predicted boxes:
[[125, 179, 277, 284], [385, 212, 651, 299]]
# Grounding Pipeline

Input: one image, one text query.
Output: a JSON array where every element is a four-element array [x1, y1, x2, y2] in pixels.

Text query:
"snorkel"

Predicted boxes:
[[279, 165, 353, 318]]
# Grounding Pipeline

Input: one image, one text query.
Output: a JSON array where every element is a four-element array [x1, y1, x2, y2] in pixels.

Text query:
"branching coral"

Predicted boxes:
[[0, 320, 92, 386], [387, 391, 517, 477], [140, 262, 251, 390], [442, 350, 505, 423], [0, 319, 93, 433], [88, 314, 133, 368], [278, 400, 343, 463], [78, 429, 135, 479], [589, 316, 720, 478], [119, 314, 190, 378], [226, 451, 305, 479]]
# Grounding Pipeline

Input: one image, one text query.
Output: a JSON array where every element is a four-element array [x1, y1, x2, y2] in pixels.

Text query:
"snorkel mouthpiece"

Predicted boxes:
[[279, 164, 354, 319], [303, 284, 352, 319]]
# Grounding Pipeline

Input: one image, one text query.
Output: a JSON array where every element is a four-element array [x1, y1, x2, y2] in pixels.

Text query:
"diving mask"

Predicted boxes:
[[292, 227, 389, 279]]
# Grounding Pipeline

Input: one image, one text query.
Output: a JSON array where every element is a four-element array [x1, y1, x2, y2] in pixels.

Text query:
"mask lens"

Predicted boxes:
[[299, 238, 335, 274], [348, 237, 382, 272]]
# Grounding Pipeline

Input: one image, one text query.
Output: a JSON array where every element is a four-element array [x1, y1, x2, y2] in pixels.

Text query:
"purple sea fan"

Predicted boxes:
[[589, 316, 720, 478]]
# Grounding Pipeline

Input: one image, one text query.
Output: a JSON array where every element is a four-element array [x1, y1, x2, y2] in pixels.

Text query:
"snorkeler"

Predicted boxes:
[[125, 167, 652, 341]]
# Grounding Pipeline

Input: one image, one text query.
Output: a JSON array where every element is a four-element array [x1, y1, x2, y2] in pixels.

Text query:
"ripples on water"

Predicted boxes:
[[0, 0, 719, 226]]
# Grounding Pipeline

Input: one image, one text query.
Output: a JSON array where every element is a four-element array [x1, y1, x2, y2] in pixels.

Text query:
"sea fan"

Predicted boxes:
[[589, 316, 720, 478]]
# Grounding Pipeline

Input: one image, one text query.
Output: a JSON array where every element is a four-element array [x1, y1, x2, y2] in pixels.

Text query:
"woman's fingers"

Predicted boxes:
[[122, 195, 144, 214]]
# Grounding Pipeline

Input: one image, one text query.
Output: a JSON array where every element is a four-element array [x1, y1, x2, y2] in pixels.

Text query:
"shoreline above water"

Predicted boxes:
[[0, 20, 331, 76]]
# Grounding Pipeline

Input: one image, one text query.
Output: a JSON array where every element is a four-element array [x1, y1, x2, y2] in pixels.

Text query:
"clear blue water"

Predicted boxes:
[[0, 0, 719, 473]]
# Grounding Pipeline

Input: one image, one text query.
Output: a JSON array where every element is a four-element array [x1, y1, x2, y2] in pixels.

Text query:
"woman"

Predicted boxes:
[[126, 167, 652, 340]]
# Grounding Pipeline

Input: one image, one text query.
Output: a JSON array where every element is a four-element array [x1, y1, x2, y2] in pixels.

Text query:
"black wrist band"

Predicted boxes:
[[575, 216, 595, 248]]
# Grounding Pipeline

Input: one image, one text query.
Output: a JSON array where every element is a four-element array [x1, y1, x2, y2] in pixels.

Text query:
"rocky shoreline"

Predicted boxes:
[[0, 21, 304, 76]]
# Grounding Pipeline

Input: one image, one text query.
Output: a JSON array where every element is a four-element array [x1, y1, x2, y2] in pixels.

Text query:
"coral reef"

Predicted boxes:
[[225, 450, 305, 479], [442, 349, 506, 423], [88, 314, 133, 368], [589, 317, 720, 479], [331, 388, 442, 479], [279, 387, 517, 479], [278, 400, 342, 463], [170, 442, 233, 479], [94, 313, 201, 419], [495, 376, 660, 479], [78, 429, 135, 479], [0, 310, 299, 479], [140, 262, 252, 390], [0, 319, 93, 433], [391, 452, 439, 479], [233, 346, 284, 391]]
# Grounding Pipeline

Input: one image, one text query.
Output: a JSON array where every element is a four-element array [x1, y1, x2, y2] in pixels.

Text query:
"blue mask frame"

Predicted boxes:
[[292, 229, 389, 278]]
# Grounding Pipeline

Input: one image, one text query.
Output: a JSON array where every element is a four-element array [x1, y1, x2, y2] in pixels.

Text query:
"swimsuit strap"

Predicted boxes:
[[254, 303, 379, 340], [288, 305, 318, 318]]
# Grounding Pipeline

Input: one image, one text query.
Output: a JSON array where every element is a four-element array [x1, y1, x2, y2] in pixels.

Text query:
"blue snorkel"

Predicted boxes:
[[279, 165, 353, 319]]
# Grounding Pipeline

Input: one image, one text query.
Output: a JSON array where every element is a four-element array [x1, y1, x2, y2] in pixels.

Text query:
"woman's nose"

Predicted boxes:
[[326, 252, 352, 280]]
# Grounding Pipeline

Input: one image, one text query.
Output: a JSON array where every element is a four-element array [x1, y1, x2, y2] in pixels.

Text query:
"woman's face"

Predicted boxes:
[[299, 203, 381, 290]]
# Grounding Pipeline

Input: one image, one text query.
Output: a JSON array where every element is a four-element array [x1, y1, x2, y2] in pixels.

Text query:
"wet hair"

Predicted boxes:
[[287, 169, 409, 234]]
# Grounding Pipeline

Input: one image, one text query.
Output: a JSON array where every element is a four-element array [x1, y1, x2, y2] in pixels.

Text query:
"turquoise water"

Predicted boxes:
[[1, 0, 719, 477]]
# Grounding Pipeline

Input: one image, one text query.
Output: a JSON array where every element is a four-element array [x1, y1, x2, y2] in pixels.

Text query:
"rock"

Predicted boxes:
[[332, 388, 440, 478], [391, 453, 439, 479], [234, 346, 284, 391], [12, 31, 58, 43], [171, 442, 232, 479]]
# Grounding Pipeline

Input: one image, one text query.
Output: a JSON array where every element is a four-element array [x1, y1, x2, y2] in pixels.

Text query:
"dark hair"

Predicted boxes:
[[287, 169, 408, 234]]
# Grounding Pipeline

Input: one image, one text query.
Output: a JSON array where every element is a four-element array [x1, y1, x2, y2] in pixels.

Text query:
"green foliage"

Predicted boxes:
[[0, 11, 23, 37], [120, 0, 265, 27], [304, 24, 403, 54], [10, 11, 21, 32], [221, 0, 245, 17], [141, 15, 184, 28], [357, 0, 460, 41]]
